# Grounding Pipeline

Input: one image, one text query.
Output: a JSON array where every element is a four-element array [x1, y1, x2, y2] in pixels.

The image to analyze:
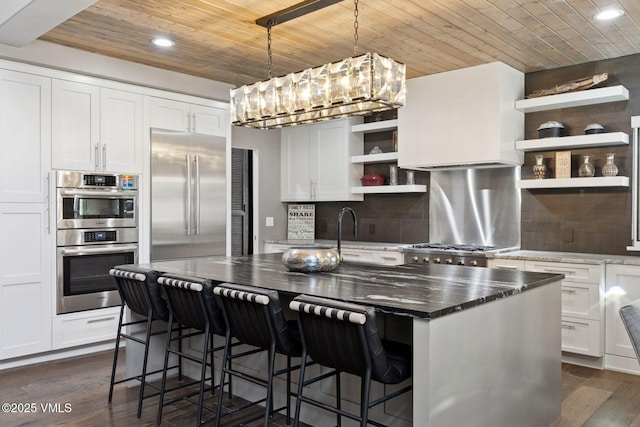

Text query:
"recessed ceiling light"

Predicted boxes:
[[152, 37, 175, 47], [594, 8, 625, 21]]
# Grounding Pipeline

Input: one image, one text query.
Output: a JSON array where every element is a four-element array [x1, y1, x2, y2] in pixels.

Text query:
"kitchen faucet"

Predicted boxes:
[[337, 207, 357, 258]]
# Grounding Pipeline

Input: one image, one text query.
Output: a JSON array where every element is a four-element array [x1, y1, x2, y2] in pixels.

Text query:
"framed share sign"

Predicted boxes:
[[287, 204, 315, 240]]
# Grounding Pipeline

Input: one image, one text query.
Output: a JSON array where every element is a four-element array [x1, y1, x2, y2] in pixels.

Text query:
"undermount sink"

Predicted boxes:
[[281, 246, 340, 273]]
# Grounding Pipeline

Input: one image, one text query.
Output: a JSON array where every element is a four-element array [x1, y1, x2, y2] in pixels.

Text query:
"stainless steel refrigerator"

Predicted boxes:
[[151, 128, 226, 260]]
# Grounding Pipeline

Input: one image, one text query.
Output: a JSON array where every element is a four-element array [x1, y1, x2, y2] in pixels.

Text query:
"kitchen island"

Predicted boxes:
[[139, 253, 562, 427]]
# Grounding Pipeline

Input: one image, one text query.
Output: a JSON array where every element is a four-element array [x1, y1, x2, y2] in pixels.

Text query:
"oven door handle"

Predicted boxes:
[[59, 189, 138, 197], [60, 244, 138, 256]]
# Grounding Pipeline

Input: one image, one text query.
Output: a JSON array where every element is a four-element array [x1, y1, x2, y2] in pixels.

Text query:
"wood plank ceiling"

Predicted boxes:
[[38, 0, 640, 88]]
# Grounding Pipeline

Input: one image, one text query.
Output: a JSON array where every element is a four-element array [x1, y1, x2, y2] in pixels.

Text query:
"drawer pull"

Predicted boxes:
[[561, 324, 577, 330], [343, 252, 360, 257], [561, 289, 577, 294], [495, 265, 520, 270], [541, 268, 576, 275], [87, 317, 115, 324], [381, 256, 397, 260]]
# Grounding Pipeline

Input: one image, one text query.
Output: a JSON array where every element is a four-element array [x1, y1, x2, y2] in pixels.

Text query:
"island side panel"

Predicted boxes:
[[413, 280, 561, 427]]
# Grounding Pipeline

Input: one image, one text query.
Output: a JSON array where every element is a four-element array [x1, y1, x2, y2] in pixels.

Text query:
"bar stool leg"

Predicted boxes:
[[286, 355, 292, 425], [263, 342, 277, 426], [360, 371, 372, 427], [156, 314, 174, 426], [293, 351, 307, 427], [108, 303, 125, 403], [215, 329, 232, 427], [137, 314, 154, 418], [196, 325, 211, 426], [336, 371, 342, 427]]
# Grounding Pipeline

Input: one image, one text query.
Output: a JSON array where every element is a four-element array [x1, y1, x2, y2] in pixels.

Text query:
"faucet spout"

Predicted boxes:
[[337, 207, 357, 258]]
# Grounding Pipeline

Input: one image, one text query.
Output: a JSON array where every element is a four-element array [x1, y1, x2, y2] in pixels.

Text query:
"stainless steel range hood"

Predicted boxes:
[[429, 167, 521, 248]]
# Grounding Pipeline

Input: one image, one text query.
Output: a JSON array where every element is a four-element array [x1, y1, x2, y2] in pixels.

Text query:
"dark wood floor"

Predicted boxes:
[[3, 350, 640, 426], [0, 349, 304, 426]]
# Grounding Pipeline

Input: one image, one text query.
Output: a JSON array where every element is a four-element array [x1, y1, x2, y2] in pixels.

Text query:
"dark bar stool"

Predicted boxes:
[[108, 265, 181, 418], [213, 283, 302, 426], [620, 299, 640, 363], [156, 274, 228, 426], [290, 294, 412, 427]]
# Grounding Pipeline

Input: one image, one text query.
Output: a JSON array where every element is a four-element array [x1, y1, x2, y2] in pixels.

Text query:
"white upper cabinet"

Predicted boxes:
[[281, 117, 364, 202], [52, 79, 143, 173], [149, 97, 227, 137], [0, 69, 51, 203], [100, 88, 144, 173], [398, 62, 524, 169]]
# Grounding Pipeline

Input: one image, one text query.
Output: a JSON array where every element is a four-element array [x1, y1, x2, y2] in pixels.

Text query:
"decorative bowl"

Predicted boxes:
[[360, 173, 385, 186], [282, 246, 340, 272], [584, 123, 604, 134], [537, 121, 564, 138]]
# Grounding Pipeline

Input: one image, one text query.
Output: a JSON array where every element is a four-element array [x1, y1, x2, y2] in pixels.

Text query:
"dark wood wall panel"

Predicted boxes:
[[521, 53, 640, 255]]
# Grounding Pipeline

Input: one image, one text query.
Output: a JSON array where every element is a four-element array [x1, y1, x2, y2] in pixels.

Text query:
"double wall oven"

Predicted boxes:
[[56, 171, 138, 314]]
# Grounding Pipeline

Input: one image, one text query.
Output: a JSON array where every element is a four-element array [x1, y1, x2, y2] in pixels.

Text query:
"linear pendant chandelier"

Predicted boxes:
[[230, 0, 406, 129]]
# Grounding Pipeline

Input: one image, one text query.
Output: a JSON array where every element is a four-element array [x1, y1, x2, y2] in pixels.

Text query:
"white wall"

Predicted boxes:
[[232, 126, 287, 253]]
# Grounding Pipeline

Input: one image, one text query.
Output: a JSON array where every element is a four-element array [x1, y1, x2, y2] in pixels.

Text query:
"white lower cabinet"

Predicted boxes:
[[0, 203, 52, 359], [604, 264, 640, 373], [489, 258, 604, 357], [52, 307, 120, 350]]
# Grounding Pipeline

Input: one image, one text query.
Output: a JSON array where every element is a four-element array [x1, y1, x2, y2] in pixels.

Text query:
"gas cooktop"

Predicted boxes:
[[408, 243, 497, 252]]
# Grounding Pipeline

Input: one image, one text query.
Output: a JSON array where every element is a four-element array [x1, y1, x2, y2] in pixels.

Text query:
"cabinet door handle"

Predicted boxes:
[[186, 154, 192, 236], [494, 264, 520, 270], [45, 173, 50, 234], [540, 268, 576, 275], [95, 144, 100, 170], [194, 155, 200, 235], [87, 316, 115, 324], [187, 112, 191, 133], [561, 289, 577, 294], [191, 112, 196, 133], [561, 324, 577, 330], [102, 144, 107, 171]]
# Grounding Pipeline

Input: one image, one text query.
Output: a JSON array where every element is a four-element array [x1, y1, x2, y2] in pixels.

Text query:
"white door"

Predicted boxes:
[[605, 264, 640, 358], [0, 69, 51, 203], [0, 203, 52, 359], [52, 79, 100, 171], [100, 88, 143, 173]]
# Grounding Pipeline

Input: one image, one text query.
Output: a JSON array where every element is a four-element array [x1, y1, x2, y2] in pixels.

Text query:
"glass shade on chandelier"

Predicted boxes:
[[230, 52, 406, 129]]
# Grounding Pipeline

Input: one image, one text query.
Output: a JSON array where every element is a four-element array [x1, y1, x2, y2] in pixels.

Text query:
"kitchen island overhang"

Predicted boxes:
[[136, 253, 562, 427]]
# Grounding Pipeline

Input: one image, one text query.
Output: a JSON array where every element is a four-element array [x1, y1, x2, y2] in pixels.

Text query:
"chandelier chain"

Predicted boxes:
[[353, 0, 359, 56], [267, 24, 273, 79]]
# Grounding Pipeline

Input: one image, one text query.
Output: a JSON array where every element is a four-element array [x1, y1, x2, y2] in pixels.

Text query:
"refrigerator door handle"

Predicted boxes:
[[186, 154, 192, 236], [194, 154, 201, 235]]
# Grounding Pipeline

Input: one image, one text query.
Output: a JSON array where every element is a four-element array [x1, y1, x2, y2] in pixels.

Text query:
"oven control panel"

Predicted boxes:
[[84, 230, 117, 243]]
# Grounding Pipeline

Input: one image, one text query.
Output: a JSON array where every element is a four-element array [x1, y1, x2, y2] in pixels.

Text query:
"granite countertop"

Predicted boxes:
[[492, 250, 640, 266], [142, 253, 562, 320], [265, 239, 409, 251]]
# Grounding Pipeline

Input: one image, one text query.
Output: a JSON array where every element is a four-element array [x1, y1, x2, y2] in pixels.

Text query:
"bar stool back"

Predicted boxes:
[[157, 274, 227, 426], [620, 299, 640, 363], [290, 294, 412, 427], [108, 265, 177, 418], [213, 283, 301, 426]]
